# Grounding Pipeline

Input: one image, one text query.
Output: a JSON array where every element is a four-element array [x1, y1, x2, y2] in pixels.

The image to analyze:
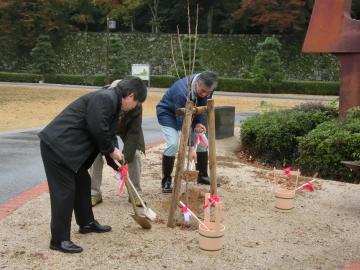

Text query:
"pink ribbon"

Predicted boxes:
[[181, 205, 192, 223], [117, 165, 128, 194], [203, 194, 220, 209], [302, 181, 314, 192], [283, 167, 292, 180], [198, 133, 208, 148]]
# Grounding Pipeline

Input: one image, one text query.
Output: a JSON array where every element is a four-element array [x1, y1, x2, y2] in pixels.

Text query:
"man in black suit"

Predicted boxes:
[[39, 77, 147, 253]]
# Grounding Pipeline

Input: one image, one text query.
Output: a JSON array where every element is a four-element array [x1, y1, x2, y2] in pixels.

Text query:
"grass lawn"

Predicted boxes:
[[0, 85, 314, 132]]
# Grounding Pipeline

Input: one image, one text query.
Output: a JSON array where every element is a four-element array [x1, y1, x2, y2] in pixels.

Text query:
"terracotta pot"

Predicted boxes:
[[274, 188, 295, 211]]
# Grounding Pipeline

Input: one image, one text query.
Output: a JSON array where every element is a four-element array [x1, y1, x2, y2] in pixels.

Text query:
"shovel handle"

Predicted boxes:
[[179, 201, 210, 230], [125, 178, 139, 215], [127, 175, 147, 209]]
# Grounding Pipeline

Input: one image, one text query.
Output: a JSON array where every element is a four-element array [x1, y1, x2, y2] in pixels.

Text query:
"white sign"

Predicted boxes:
[[131, 64, 150, 81]]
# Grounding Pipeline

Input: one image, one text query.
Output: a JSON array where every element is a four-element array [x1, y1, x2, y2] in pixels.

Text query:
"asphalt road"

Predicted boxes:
[[0, 113, 254, 204]]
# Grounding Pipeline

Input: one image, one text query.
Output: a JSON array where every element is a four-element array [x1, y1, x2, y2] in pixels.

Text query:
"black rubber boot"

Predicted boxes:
[[161, 155, 175, 193], [196, 152, 210, 185]]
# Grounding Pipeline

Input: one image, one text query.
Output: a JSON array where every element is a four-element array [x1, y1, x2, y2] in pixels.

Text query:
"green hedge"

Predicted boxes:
[[240, 103, 338, 166], [44, 74, 106, 86], [150, 75, 177, 88], [297, 108, 360, 182], [217, 78, 339, 95], [0, 72, 41, 83], [0, 72, 340, 95]]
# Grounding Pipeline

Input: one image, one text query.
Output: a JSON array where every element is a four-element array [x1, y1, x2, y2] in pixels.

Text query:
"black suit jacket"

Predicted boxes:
[[39, 88, 121, 172]]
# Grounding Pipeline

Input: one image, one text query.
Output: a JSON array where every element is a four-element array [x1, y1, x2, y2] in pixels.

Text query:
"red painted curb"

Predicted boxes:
[[0, 182, 48, 220], [0, 139, 165, 221]]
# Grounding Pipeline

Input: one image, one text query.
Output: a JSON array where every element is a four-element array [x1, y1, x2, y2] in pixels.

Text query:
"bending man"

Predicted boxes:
[[39, 77, 147, 253]]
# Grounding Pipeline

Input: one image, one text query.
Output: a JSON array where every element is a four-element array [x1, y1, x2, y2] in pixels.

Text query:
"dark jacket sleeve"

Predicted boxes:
[[86, 93, 117, 154], [121, 106, 143, 163], [174, 91, 187, 130], [193, 92, 213, 126]]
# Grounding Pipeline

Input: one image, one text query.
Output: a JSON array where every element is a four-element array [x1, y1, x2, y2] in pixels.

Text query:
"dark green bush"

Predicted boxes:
[[0, 72, 339, 95], [217, 78, 339, 95], [150, 75, 177, 88], [44, 74, 106, 86], [0, 72, 41, 82], [240, 103, 337, 166], [298, 108, 360, 181]]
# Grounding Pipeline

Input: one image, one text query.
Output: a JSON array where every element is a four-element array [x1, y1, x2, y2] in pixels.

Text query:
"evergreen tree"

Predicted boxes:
[[108, 36, 129, 80], [250, 36, 284, 85], [172, 35, 205, 78], [30, 35, 56, 78]]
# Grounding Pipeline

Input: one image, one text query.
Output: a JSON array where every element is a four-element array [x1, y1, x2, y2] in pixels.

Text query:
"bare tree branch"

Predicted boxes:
[[170, 37, 180, 80], [191, 4, 199, 77]]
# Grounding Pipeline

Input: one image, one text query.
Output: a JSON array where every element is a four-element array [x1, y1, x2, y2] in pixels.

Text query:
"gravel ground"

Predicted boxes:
[[1, 135, 360, 270]]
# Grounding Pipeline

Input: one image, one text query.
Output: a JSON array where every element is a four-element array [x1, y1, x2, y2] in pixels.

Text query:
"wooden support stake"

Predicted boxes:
[[176, 105, 207, 116], [167, 100, 194, 228], [207, 99, 217, 195]]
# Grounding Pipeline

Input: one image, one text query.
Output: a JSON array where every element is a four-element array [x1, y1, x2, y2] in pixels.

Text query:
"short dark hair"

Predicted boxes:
[[114, 76, 147, 103], [198, 71, 218, 90]]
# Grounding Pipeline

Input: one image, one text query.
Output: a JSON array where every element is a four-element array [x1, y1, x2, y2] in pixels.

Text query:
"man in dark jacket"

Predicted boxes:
[[90, 102, 145, 206], [156, 71, 218, 193], [39, 77, 147, 253]]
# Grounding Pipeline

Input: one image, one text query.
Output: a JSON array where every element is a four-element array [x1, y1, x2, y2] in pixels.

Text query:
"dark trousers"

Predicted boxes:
[[40, 140, 94, 241]]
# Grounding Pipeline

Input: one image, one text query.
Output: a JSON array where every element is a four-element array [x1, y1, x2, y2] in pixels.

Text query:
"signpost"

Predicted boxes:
[[131, 64, 150, 87]]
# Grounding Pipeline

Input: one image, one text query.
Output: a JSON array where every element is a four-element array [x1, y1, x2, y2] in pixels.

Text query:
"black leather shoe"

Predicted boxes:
[[79, 220, 112, 234], [50, 240, 83, 253], [197, 175, 210, 185]]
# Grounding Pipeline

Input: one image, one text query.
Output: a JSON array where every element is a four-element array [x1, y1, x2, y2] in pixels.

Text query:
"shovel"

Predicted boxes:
[[127, 175, 157, 221], [125, 178, 151, 230]]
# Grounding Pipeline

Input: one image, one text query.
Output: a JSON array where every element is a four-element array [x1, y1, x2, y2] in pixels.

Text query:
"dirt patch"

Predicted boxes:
[[0, 136, 359, 269]]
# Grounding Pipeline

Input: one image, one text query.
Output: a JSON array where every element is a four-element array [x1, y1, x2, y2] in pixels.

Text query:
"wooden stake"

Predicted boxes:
[[207, 99, 217, 195], [167, 100, 194, 228]]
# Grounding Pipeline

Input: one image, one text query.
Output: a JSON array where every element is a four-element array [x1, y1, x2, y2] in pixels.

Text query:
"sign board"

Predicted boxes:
[[108, 20, 116, 30], [131, 64, 150, 81]]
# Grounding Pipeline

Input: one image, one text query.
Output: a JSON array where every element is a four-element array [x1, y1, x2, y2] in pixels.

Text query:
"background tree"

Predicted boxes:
[[147, 0, 160, 33], [247, 36, 284, 90], [111, 0, 145, 32], [108, 36, 129, 80], [30, 34, 56, 79], [0, 0, 73, 56], [233, 0, 313, 34], [172, 35, 205, 77]]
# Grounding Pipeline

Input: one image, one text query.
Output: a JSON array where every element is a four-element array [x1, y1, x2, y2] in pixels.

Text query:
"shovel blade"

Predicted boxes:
[[144, 208, 157, 221], [130, 214, 152, 230]]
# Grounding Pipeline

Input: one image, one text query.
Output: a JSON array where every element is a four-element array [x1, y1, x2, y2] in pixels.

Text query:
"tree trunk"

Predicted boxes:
[[207, 5, 213, 35], [130, 17, 134, 32]]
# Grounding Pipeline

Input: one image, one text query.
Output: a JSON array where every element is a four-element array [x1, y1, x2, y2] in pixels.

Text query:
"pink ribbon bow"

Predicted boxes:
[[117, 164, 128, 194], [302, 181, 314, 192], [203, 194, 220, 209], [181, 205, 192, 223], [283, 167, 292, 180], [198, 133, 208, 148]]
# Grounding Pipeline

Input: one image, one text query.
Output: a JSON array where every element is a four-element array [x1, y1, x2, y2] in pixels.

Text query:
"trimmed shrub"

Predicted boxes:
[[249, 36, 284, 86], [0, 72, 339, 95], [217, 78, 339, 95], [0, 72, 41, 83], [108, 36, 129, 80], [31, 35, 56, 77], [150, 75, 177, 88], [240, 103, 338, 166], [44, 74, 106, 86], [297, 108, 360, 181]]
